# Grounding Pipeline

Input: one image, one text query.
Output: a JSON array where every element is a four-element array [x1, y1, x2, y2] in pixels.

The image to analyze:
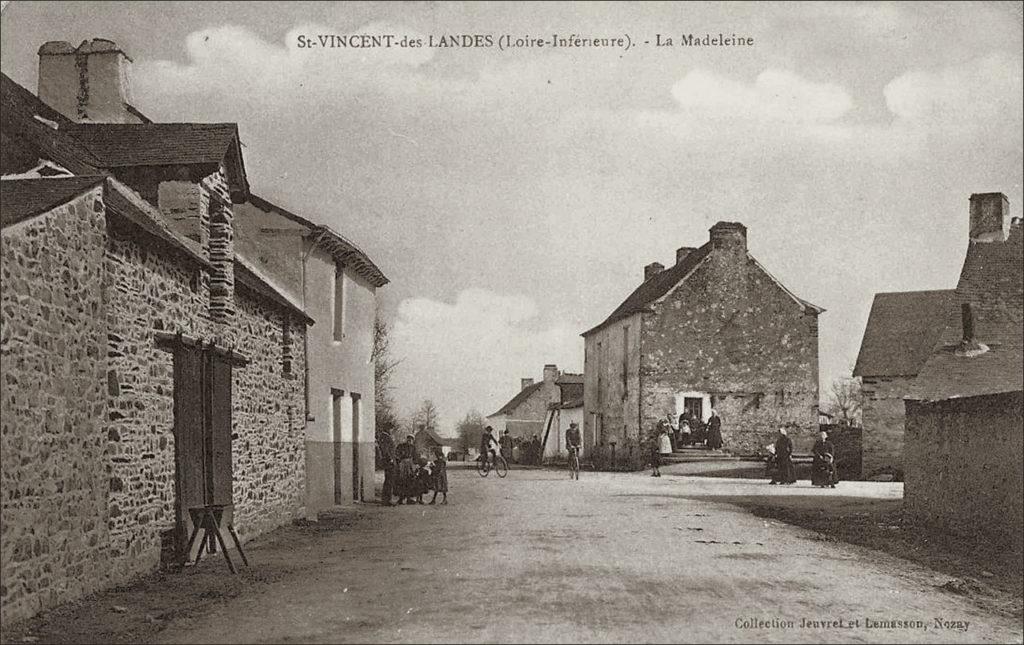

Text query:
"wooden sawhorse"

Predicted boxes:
[[185, 505, 249, 573]]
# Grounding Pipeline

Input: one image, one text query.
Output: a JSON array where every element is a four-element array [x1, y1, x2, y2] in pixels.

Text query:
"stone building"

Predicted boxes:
[[486, 364, 565, 440], [233, 195, 388, 516], [582, 222, 823, 468], [904, 193, 1023, 548], [1, 43, 315, 621], [853, 289, 955, 478]]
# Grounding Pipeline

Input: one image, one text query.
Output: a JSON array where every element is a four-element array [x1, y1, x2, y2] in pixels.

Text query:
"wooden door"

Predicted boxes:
[[351, 394, 361, 501], [172, 345, 206, 561]]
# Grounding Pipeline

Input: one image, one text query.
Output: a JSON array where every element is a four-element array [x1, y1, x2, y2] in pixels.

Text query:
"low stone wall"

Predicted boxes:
[[905, 391, 1023, 549]]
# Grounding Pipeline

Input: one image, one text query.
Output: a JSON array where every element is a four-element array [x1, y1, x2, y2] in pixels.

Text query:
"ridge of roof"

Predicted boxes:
[[247, 193, 389, 288], [582, 242, 713, 336], [488, 381, 545, 417]]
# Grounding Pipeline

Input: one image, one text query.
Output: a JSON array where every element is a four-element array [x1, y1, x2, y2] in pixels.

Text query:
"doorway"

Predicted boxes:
[[332, 389, 344, 505], [171, 345, 236, 565], [351, 393, 361, 501]]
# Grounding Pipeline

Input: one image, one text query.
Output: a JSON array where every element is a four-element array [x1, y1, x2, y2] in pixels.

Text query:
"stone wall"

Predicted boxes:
[[905, 392, 1023, 550], [861, 375, 914, 478], [640, 250, 819, 456], [2, 181, 310, 623], [230, 289, 307, 539], [583, 317, 644, 469], [1, 188, 111, 621]]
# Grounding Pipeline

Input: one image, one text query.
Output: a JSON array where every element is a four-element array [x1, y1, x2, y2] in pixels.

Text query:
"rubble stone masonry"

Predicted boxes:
[[1, 188, 110, 621], [860, 375, 914, 478], [640, 249, 819, 455], [1, 181, 308, 622]]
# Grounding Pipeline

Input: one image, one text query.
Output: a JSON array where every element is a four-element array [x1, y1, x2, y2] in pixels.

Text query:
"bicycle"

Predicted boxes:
[[567, 446, 580, 480], [477, 452, 508, 478]]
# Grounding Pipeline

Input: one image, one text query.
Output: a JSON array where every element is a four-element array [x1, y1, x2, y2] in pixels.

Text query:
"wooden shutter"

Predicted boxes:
[[173, 345, 206, 555], [207, 353, 234, 507]]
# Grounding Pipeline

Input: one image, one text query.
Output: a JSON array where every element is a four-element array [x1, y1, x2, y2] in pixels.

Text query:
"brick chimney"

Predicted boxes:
[[521, 378, 534, 391], [969, 193, 1010, 243], [543, 364, 559, 383], [644, 262, 664, 280], [676, 247, 696, 264], [709, 221, 747, 251], [38, 39, 139, 123]]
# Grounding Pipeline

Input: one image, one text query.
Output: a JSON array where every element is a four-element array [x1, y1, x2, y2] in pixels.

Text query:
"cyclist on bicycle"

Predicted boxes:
[[565, 421, 582, 461], [480, 426, 499, 467]]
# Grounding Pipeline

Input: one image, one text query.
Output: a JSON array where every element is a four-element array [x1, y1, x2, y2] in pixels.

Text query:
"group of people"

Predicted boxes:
[[497, 429, 544, 465], [378, 432, 450, 505], [766, 428, 838, 488], [659, 409, 724, 451]]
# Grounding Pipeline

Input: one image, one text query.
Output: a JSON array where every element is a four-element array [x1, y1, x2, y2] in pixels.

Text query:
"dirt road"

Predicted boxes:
[[149, 467, 1020, 644]]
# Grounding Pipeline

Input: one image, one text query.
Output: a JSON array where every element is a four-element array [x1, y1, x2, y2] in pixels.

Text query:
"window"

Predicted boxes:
[[622, 326, 630, 397], [332, 266, 345, 341]]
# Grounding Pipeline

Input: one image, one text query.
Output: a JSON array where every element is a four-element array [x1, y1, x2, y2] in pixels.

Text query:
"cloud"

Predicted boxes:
[[134, 22, 436, 101], [390, 289, 582, 430], [884, 53, 1024, 131], [670, 68, 854, 124]]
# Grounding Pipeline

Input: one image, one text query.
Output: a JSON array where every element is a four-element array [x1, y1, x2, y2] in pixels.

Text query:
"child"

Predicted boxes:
[[429, 449, 449, 505], [414, 458, 432, 504]]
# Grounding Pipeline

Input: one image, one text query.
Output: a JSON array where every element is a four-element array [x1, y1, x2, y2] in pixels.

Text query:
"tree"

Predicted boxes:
[[827, 377, 863, 426], [456, 410, 486, 454], [372, 316, 402, 439], [412, 399, 440, 433]]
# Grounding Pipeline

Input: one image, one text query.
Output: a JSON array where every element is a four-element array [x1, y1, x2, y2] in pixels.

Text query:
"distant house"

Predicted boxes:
[[414, 427, 454, 459], [486, 364, 564, 440], [542, 373, 585, 460], [904, 193, 1023, 546], [853, 289, 956, 478], [582, 222, 823, 468]]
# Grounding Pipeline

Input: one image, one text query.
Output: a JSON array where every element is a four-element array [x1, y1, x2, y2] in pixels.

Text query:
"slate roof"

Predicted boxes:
[[61, 123, 239, 168], [853, 290, 957, 377], [415, 428, 446, 446], [556, 373, 584, 385], [909, 224, 1024, 402], [247, 194, 389, 288], [1, 176, 105, 227], [1, 73, 101, 175], [489, 381, 545, 417], [583, 242, 713, 336]]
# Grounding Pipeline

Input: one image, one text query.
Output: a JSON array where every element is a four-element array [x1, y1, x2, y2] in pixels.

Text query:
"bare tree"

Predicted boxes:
[[372, 317, 402, 439], [827, 377, 863, 426], [456, 410, 486, 453], [412, 399, 440, 433]]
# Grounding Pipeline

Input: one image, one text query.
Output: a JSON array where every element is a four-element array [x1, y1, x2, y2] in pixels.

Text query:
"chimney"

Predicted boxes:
[[961, 303, 975, 342], [38, 39, 137, 123], [709, 221, 747, 252], [644, 262, 665, 280], [521, 378, 535, 391], [543, 364, 559, 383], [969, 193, 1010, 242], [955, 302, 989, 357], [676, 247, 696, 264]]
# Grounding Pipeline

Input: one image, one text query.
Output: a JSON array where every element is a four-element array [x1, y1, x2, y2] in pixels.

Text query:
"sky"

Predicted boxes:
[[2, 1, 1022, 435]]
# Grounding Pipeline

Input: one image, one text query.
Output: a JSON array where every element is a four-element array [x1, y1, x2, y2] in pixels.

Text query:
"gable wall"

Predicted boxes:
[[640, 251, 819, 454]]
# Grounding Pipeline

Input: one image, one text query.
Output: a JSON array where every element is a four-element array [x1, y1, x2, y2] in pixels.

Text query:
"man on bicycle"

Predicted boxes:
[[480, 426, 499, 467], [565, 421, 582, 464]]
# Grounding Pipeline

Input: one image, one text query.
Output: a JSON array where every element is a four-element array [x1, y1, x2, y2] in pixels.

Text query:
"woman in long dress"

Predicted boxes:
[[395, 435, 416, 503], [811, 431, 838, 488]]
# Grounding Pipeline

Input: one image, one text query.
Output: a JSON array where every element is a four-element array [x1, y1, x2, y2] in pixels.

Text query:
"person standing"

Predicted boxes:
[[531, 434, 542, 465], [706, 409, 724, 450], [429, 448, 448, 505], [499, 430, 514, 463], [771, 428, 795, 485], [812, 430, 838, 488], [395, 434, 416, 504], [651, 425, 672, 477], [376, 430, 397, 506]]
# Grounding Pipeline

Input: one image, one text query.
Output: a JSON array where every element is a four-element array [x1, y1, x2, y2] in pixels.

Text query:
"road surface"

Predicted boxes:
[[154, 466, 1022, 644]]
